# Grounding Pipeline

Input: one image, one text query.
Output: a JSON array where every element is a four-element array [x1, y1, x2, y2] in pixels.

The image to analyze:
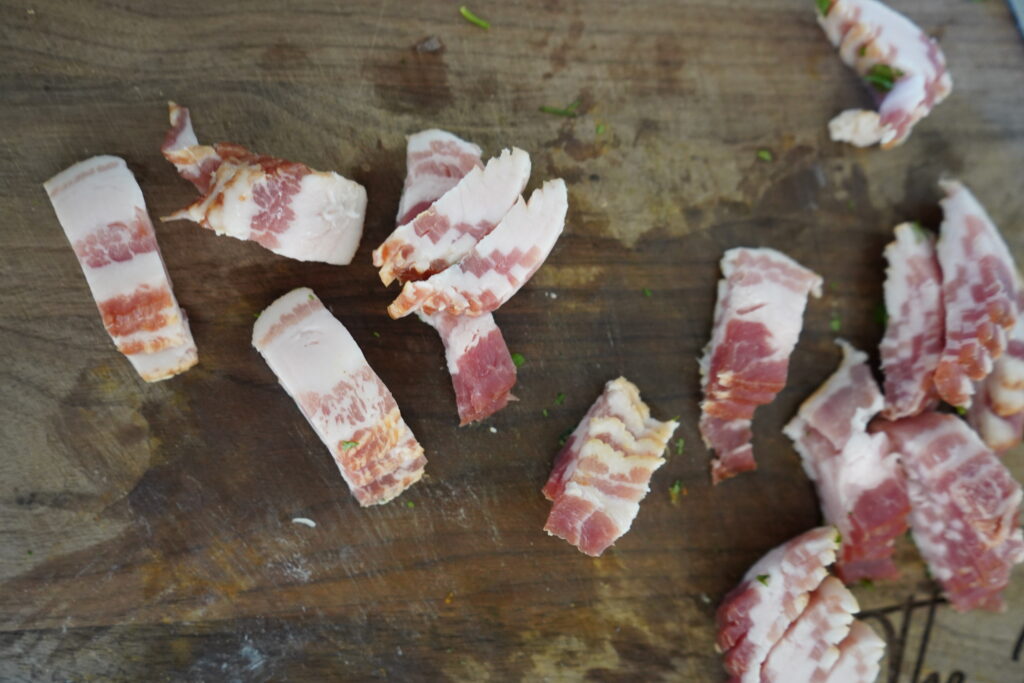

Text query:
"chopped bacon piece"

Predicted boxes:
[[44, 156, 197, 382], [387, 179, 568, 319], [818, 0, 952, 149], [373, 147, 531, 286], [873, 412, 1024, 611], [934, 181, 1018, 408], [968, 387, 1024, 454], [969, 292, 1024, 452], [716, 526, 840, 681], [880, 223, 944, 420], [252, 288, 425, 506], [396, 129, 483, 226], [161, 103, 367, 266], [541, 377, 677, 557], [785, 341, 910, 583], [822, 620, 886, 683], [699, 247, 823, 483]]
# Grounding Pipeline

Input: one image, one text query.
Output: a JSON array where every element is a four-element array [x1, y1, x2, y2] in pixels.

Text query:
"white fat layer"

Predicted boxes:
[[282, 173, 367, 264], [397, 129, 482, 222], [126, 318, 198, 382], [973, 411, 1018, 451], [828, 109, 884, 147], [823, 620, 885, 683]]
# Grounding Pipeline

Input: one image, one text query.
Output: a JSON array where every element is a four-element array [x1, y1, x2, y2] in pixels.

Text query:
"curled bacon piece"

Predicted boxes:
[[822, 619, 885, 682], [968, 292, 1024, 452], [396, 129, 483, 226]]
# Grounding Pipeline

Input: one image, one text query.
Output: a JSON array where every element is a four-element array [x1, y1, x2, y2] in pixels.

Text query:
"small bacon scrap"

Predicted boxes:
[[699, 247, 823, 483], [934, 180, 1018, 408], [874, 412, 1024, 611], [161, 102, 367, 265], [253, 288, 425, 506], [373, 147, 531, 286], [818, 0, 952, 149], [388, 179, 568, 319], [785, 341, 910, 583], [396, 129, 483, 226], [822, 619, 886, 683], [44, 156, 197, 382], [968, 292, 1024, 452], [541, 377, 677, 557]]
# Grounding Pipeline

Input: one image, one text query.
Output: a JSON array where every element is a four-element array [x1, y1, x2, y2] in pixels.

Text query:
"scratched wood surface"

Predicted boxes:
[[1, 0, 1023, 680]]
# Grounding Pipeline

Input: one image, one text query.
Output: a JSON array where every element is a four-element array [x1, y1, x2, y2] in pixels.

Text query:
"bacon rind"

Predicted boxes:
[[699, 247, 823, 484], [396, 129, 483, 227], [822, 619, 885, 683], [818, 0, 953, 149], [253, 288, 425, 506]]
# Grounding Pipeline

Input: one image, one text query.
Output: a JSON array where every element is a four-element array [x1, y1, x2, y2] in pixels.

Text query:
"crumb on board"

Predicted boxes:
[[291, 517, 317, 528]]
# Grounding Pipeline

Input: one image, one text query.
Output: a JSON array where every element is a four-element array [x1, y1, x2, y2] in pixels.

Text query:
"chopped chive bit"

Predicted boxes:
[[756, 149, 774, 162], [859, 578, 875, 589], [642, 287, 653, 297], [669, 480, 683, 505], [834, 530, 843, 544], [511, 352, 525, 367], [372, 331, 381, 338], [542, 408, 549, 418], [816, 0, 832, 15], [874, 303, 889, 327], [756, 574, 770, 586], [675, 438, 685, 455], [595, 122, 607, 135], [539, 101, 580, 118], [405, 500, 416, 508], [341, 441, 359, 451], [459, 5, 490, 29], [829, 312, 842, 333], [558, 427, 573, 447], [554, 392, 566, 406], [864, 64, 904, 92], [955, 405, 967, 416]]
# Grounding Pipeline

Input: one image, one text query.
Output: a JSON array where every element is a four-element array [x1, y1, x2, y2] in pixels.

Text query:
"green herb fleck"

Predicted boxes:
[[834, 530, 843, 545], [674, 438, 685, 455], [511, 352, 525, 367], [308, 293, 315, 301], [341, 440, 359, 451], [253, 312, 260, 319], [874, 303, 889, 327], [542, 408, 549, 418], [459, 5, 490, 29], [955, 405, 967, 416], [858, 44, 868, 57], [539, 101, 580, 118], [643, 287, 653, 297], [864, 64, 904, 92], [756, 574, 770, 586], [829, 313, 842, 333], [816, 0, 832, 15], [26, 549, 33, 556], [372, 331, 381, 338], [405, 501, 415, 508], [554, 392, 566, 406], [669, 480, 683, 505], [596, 122, 607, 135], [558, 428, 574, 447], [859, 578, 875, 589], [756, 149, 773, 162]]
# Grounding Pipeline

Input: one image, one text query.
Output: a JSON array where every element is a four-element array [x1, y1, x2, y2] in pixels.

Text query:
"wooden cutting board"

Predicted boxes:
[[2, 1, 1023, 680]]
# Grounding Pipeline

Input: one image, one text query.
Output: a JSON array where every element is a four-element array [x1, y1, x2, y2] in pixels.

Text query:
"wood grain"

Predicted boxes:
[[1, 0, 1023, 680]]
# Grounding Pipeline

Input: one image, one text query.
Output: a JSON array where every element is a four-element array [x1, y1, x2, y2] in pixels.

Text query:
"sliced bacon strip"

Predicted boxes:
[[880, 222, 944, 420], [822, 619, 886, 683], [785, 341, 910, 583], [387, 179, 568, 319], [818, 0, 952, 149], [373, 147, 531, 286], [699, 247, 823, 483], [396, 129, 483, 226], [44, 155, 197, 382], [934, 180, 1018, 408], [161, 103, 367, 266], [874, 412, 1024, 611], [542, 377, 677, 557], [253, 288, 425, 506], [716, 526, 840, 681]]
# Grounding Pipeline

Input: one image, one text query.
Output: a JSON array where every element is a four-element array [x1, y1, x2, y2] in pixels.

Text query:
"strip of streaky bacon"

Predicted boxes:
[[968, 291, 1024, 452], [880, 222, 944, 420], [253, 288, 425, 506], [699, 247, 823, 484], [716, 526, 840, 682], [418, 311, 516, 425], [785, 341, 910, 584], [934, 180, 1018, 408], [373, 147, 531, 286], [387, 179, 568, 319], [396, 129, 483, 227], [873, 412, 1024, 611], [161, 102, 367, 266], [44, 156, 197, 382], [822, 619, 886, 683], [541, 377, 677, 557], [818, 0, 952, 149]]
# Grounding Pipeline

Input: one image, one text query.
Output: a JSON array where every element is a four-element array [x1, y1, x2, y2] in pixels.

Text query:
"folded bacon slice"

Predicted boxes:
[[818, 0, 952, 149], [387, 179, 568, 319], [161, 102, 367, 266], [934, 180, 1018, 408], [541, 377, 677, 557], [44, 155, 198, 382], [373, 147, 531, 286], [822, 619, 886, 683], [874, 412, 1024, 611], [396, 129, 483, 227], [699, 247, 823, 483], [879, 222, 944, 420], [253, 288, 425, 506]]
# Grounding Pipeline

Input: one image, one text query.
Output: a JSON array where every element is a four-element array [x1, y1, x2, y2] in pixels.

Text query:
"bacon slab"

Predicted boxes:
[[373, 147, 531, 286], [253, 288, 425, 506], [44, 156, 198, 382], [880, 222, 944, 420], [161, 103, 367, 266], [822, 620, 886, 683], [874, 412, 1024, 611], [818, 0, 952, 149], [396, 129, 483, 226], [387, 179, 568, 319], [934, 180, 1018, 408], [699, 247, 823, 483], [541, 377, 677, 557], [716, 526, 840, 681]]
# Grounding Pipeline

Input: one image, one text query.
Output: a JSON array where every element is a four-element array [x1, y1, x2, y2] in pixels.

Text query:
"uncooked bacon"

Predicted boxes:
[[253, 288, 425, 506], [874, 412, 1024, 611], [699, 247, 823, 483], [822, 619, 886, 682], [968, 292, 1024, 452], [162, 103, 367, 266], [542, 377, 677, 557], [396, 129, 483, 227], [44, 156, 197, 382], [818, 0, 952, 149]]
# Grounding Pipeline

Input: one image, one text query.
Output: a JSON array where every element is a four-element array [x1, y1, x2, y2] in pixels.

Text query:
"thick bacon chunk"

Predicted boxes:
[[253, 288, 425, 506], [699, 248, 823, 483], [44, 156, 197, 382], [934, 180, 1018, 408], [874, 412, 1024, 610], [818, 0, 952, 149], [822, 619, 886, 683], [161, 103, 367, 266], [396, 129, 483, 226], [541, 377, 677, 557]]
